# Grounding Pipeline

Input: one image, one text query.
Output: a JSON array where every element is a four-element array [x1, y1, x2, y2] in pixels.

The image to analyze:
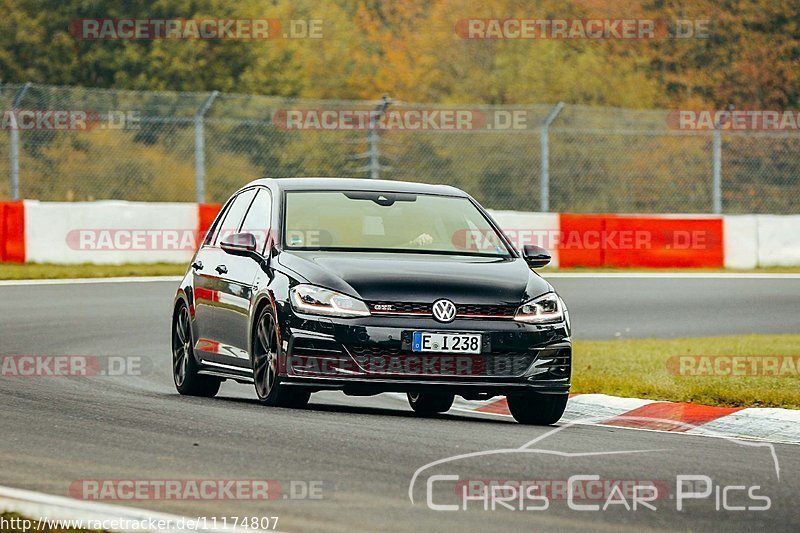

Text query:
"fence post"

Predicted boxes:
[[194, 90, 219, 203], [368, 129, 380, 180], [711, 106, 733, 214], [540, 102, 564, 212], [9, 82, 32, 200], [712, 127, 721, 214], [367, 96, 391, 179]]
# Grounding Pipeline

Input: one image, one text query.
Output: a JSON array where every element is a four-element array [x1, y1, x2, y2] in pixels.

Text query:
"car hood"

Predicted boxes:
[[277, 251, 551, 305]]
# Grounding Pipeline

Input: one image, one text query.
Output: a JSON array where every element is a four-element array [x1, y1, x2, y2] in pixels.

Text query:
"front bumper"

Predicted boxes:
[[278, 308, 571, 396]]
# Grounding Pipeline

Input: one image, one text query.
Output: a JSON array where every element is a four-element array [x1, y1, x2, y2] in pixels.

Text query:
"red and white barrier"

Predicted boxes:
[[491, 210, 800, 269], [487, 211, 560, 266], [722, 215, 759, 269], [24, 201, 200, 265], [1, 201, 799, 268], [717, 214, 800, 268], [0, 200, 219, 265], [557, 213, 723, 268], [755, 215, 800, 266], [489, 211, 725, 268], [0, 201, 25, 263]]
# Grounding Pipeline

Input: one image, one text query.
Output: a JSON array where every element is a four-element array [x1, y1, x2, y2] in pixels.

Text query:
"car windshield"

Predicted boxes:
[[283, 190, 512, 257]]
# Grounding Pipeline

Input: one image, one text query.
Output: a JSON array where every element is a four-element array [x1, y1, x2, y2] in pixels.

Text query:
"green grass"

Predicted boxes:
[[2, 262, 799, 280], [573, 335, 800, 409], [0, 262, 184, 280]]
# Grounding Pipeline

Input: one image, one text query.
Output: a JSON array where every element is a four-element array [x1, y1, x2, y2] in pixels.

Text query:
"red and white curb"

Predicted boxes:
[[446, 394, 800, 445], [0, 485, 268, 533]]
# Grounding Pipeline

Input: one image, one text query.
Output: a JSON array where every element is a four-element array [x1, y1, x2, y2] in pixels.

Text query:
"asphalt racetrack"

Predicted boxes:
[[1, 275, 798, 532]]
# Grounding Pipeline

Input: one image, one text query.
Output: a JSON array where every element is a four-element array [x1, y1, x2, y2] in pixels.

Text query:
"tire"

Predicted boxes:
[[252, 307, 310, 408], [506, 392, 568, 425], [407, 392, 455, 415], [172, 303, 221, 397]]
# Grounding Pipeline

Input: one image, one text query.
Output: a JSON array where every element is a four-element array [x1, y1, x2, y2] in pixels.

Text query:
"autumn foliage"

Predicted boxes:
[[0, 0, 797, 110]]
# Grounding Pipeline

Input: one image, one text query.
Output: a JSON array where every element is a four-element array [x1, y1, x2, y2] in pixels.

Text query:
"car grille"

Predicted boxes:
[[289, 337, 346, 359], [528, 346, 572, 379], [288, 337, 353, 377], [368, 301, 517, 318], [288, 339, 569, 379]]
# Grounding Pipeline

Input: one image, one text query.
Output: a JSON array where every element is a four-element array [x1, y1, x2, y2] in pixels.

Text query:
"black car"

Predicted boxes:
[[172, 178, 571, 424]]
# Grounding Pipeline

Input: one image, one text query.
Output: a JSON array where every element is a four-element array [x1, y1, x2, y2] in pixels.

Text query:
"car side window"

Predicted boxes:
[[212, 189, 257, 246], [239, 189, 272, 254], [204, 201, 232, 246]]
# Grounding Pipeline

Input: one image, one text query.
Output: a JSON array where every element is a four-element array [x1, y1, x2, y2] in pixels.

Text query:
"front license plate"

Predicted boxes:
[[412, 332, 482, 354]]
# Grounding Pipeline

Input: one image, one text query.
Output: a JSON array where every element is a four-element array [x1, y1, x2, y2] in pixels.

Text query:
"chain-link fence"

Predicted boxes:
[[1, 83, 798, 213]]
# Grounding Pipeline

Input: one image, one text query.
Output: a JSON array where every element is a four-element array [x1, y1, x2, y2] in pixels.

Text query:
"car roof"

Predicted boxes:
[[244, 177, 467, 196]]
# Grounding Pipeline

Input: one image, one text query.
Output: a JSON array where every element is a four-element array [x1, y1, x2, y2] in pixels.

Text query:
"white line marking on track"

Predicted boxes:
[[0, 276, 182, 286], [1, 272, 798, 286], [0, 485, 268, 532], [542, 272, 800, 279]]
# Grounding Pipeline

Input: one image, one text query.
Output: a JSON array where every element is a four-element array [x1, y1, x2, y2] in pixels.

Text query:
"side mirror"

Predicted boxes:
[[220, 232, 258, 257], [522, 245, 551, 268]]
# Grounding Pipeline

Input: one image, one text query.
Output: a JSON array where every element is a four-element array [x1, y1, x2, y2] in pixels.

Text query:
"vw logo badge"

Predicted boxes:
[[432, 299, 457, 323]]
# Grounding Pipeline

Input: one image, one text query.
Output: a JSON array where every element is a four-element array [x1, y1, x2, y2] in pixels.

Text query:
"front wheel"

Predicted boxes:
[[172, 303, 221, 397], [506, 392, 568, 425], [407, 392, 455, 415], [252, 308, 310, 408]]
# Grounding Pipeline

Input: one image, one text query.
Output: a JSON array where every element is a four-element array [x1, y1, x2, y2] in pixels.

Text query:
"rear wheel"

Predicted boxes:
[[506, 392, 567, 425], [407, 392, 455, 415], [252, 308, 310, 408], [172, 304, 221, 397]]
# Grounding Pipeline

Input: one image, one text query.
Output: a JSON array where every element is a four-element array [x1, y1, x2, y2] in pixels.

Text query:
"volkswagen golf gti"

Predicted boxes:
[[171, 178, 572, 424]]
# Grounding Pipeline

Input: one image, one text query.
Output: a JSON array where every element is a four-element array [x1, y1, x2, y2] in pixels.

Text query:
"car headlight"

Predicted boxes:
[[290, 284, 370, 317], [514, 293, 564, 324]]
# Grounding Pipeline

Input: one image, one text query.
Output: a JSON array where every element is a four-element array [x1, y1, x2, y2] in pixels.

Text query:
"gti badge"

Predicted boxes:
[[432, 299, 457, 323]]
